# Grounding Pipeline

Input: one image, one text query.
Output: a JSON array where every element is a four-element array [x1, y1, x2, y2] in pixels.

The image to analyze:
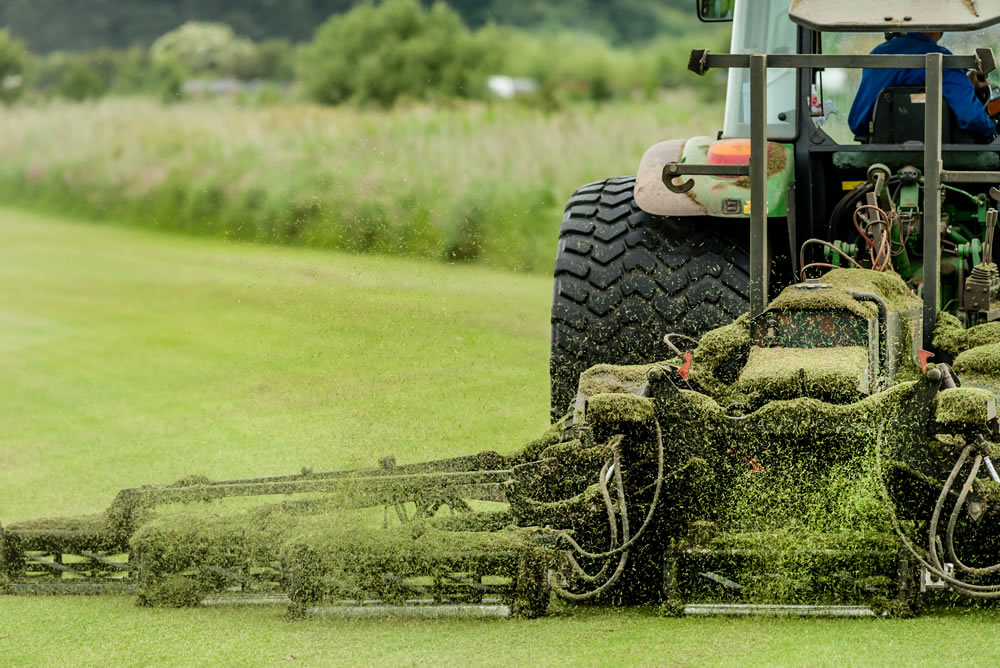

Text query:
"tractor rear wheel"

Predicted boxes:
[[550, 176, 751, 420]]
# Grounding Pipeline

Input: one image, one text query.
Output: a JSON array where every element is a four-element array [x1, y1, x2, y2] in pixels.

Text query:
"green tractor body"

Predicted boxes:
[[5, 0, 1000, 617]]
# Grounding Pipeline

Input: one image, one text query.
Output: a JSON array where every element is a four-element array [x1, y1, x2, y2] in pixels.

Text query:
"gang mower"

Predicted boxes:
[[4, 0, 1000, 618]]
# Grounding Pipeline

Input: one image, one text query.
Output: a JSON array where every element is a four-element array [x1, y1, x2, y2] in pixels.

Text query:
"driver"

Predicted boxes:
[[849, 32, 997, 143]]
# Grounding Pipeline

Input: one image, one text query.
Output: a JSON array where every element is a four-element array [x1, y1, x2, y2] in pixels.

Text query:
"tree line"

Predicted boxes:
[[2, 0, 704, 52], [0, 0, 726, 107]]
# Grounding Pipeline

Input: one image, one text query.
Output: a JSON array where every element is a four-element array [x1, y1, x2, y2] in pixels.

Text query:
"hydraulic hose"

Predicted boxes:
[[551, 418, 670, 601], [876, 426, 1000, 598], [565, 457, 618, 583], [925, 446, 1000, 592], [551, 447, 632, 601], [552, 419, 666, 560], [987, 456, 1000, 483], [927, 445, 973, 572], [825, 177, 902, 241], [946, 455, 1000, 576]]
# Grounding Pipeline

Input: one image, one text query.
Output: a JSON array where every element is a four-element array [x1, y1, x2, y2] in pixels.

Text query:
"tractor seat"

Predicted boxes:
[[863, 86, 975, 145]]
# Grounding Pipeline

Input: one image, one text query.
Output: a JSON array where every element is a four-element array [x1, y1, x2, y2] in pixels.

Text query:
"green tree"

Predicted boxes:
[[300, 0, 488, 107], [230, 39, 295, 81], [57, 62, 105, 100], [151, 58, 186, 103], [1, 1, 713, 52], [0, 28, 28, 103], [151, 21, 257, 77]]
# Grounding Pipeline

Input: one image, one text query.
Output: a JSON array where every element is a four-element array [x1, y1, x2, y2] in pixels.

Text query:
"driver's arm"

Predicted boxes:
[[942, 67, 997, 140]]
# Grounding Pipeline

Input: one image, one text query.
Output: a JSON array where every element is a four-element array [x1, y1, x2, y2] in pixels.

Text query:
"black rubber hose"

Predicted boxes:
[[827, 182, 873, 239], [552, 420, 666, 560], [826, 177, 903, 241], [946, 455, 1000, 576], [876, 428, 1000, 597], [551, 445, 632, 601]]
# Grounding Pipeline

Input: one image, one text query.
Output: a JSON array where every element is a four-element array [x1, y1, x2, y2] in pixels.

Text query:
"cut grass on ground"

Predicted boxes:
[[1, 209, 998, 667]]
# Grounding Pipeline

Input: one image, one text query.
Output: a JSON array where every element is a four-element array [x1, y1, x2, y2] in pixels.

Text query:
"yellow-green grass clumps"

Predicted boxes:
[[688, 315, 750, 401], [576, 364, 657, 399], [765, 270, 918, 323], [737, 346, 868, 402], [585, 393, 656, 430], [130, 505, 312, 606], [6, 513, 107, 535], [954, 343, 1000, 379], [935, 312, 1000, 358], [131, 504, 541, 612], [935, 387, 997, 426], [282, 523, 555, 618], [934, 313, 1000, 387], [572, 363, 660, 425], [822, 269, 921, 313], [768, 270, 902, 318]]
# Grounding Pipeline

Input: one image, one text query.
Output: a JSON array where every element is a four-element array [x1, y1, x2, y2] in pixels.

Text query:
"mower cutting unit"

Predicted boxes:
[[5, 0, 1000, 617]]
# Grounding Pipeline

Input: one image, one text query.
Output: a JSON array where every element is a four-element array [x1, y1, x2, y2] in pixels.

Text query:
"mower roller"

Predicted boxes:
[[5, 0, 1000, 617]]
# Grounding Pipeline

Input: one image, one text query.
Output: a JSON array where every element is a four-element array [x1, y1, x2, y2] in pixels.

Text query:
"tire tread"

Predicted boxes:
[[550, 176, 750, 419]]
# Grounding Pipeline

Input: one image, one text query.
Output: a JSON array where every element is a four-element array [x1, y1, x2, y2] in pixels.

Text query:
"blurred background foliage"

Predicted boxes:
[[0, 0, 727, 106], [2, 0, 714, 52], [0, 0, 730, 272]]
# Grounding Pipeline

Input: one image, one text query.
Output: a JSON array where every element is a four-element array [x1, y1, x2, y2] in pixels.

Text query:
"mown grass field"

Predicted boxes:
[[0, 95, 714, 273], [2, 210, 999, 667]]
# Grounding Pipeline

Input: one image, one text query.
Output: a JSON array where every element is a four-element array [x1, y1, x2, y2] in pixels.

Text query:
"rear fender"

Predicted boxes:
[[634, 137, 794, 218]]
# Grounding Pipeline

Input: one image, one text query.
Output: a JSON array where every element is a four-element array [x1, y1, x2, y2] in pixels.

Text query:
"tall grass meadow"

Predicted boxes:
[[0, 95, 716, 271]]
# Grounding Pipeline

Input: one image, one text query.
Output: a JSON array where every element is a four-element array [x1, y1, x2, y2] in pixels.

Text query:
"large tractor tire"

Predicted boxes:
[[550, 176, 751, 420]]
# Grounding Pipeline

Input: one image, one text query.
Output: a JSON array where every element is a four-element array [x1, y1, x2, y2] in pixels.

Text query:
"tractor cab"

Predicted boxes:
[[707, 0, 1000, 145]]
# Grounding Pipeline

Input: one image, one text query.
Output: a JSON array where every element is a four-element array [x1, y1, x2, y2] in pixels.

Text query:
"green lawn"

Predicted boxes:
[[2, 210, 998, 667], [0, 208, 551, 521]]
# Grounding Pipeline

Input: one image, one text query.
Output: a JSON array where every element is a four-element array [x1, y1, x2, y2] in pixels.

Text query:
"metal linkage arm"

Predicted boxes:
[[688, 50, 996, 76], [661, 162, 750, 194], [924, 53, 944, 348], [940, 172, 1000, 184]]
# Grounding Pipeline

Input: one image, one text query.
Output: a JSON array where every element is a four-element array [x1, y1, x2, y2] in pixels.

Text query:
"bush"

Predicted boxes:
[[300, 0, 487, 107], [472, 25, 728, 106], [151, 21, 256, 78], [110, 47, 154, 95], [231, 39, 295, 81], [57, 62, 105, 101], [151, 58, 186, 104], [0, 29, 28, 104], [29, 51, 121, 100]]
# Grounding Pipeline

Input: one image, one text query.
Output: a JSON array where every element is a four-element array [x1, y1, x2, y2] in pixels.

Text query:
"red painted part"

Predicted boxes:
[[679, 352, 694, 380], [918, 349, 935, 374]]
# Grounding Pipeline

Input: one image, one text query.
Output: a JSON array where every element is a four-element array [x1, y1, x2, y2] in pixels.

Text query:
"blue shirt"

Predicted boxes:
[[848, 33, 996, 140]]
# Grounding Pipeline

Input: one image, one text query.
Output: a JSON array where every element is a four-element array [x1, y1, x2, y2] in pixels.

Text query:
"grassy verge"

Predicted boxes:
[[2, 596, 998, 667], [0, 95, 716, 273], [2, 210, 998, 667]]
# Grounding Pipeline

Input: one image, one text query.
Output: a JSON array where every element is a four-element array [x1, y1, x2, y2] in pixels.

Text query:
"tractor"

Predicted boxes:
[[3, 0, 1000, 617], [550, 0, 1000, 419]]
